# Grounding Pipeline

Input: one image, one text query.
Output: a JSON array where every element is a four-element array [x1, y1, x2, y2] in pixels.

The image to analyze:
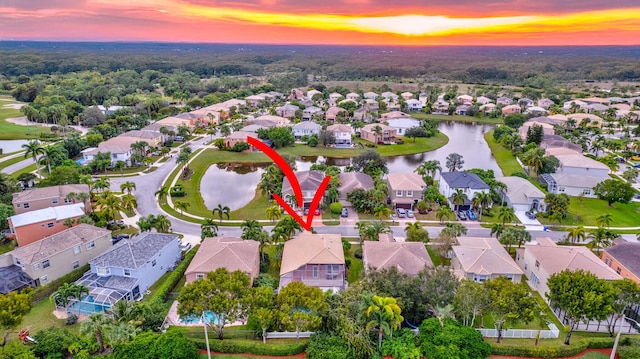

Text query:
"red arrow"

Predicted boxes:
[[247, 136, 331, 231]]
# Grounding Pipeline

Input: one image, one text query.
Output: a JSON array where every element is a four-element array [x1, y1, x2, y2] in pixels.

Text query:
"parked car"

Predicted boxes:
[[525, 211, 536, 220], [466, 209, 477, 220], [406, 209, 414, 218], [396, 208, 406, 218], [633, 163, 640, 169], [458, 211, 467, 220], [341, 208, 349, 218], [180, 242, 192, 252], [111, 233, 130, 244]]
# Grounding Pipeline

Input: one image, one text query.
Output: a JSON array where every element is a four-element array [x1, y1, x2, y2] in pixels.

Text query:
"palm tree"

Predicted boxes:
[[435, 205, 454, 224], [93, 176, 111, 193], [566, 225, 587, 244], [175, 201, 190, 216], [121, 194, 137, 213], [200, 218, 218, 239], [373, 204, 392, 221], [80, 313, 112, 352], [97, 191, 121, 222], [365, 295, 404, 348], [472, 192, 491, 220], [107, 322, 140, 346], [113, 160, 126, 176], [521, 148, 545, 177], [265, 205, 283, 223], [272, 216, 302, 242], [38, 146, 59, 174], [154, 215, 172, 233], [120, 181, 136, 194], [490, 223, 504, 240], [373, 125, 383, 143], [451, 188, 468, 213], [50, 283, 75, 309], [155, 186, 169, 204], [22, 140, 45, 178], [414, 160, 441, 181], [496, 206, 516, 226], [587, 227, 614, 255], [212, 203, 230, 224], [596, 213, 613, 228]]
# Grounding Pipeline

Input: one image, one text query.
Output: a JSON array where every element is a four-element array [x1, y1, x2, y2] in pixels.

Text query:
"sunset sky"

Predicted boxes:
[[1, 0, 640, 45]]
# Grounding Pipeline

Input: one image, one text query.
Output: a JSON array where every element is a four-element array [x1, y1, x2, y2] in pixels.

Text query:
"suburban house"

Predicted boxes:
[[364, 98, 379, 111], [0, 256, 32, 294], [480, 103, 497, 115], [381, 92, 399, 101], [306, 89, 322, 99], [154, 116, 195, 130], [401, 92, 414, 100], [457, 94, 473, 104], [501, 104, 522, 115], [455, 104, 471, 115], [476, 96, 493, 105], [10, 224, 111, 287], [279, 232, 346, 292], [326, 124, 353, 146], [353, 107, 375, 122], [302, 106, 323, 121], [537, 98, 555, 109], [386, 173, 426, 209], [240, 124, 267, 133], [360, 123, 397, 144], [418, 93, 429, 104], [496, 97, 513, 106], [245, 94, 267, 107], [337, 172, 374, 205], [496, 176, 546, 212], [251, 115, 289, 127], [518, 120, 555, 140], [540, 148, 610, 197], [325, 106, 348, 122], [602, 240, 640, 283], [563, 99, 588, 111], [381, 111, 411, 121], [386, 117, 421, 136], [451, 237, 524, 283], [184, 237, 260, 284], [406, 99, 424, 111], [432, 99, 450, 114], [566, 113, 603, 128], [329, 92, 343, 104], [275, 103, 299, 119], [225, 131, 260, 151], [541, 134, 583, 152], [515, 237, 620, 297], [346, 92, 360, 101], [73, 233, 181, 314], [281, 170, 326, 211], [525, 106, 549, 116], [12, 184, 90, 215], [518, 98, 535, 108], [363, 233, 433, 275], [9, 203, 86, 247], [82, 136, 138, 166], [363, 92, 378, 100], [119, 130, 164, 147], [438, 172, 490, 210], [292, 121, 321, 140]]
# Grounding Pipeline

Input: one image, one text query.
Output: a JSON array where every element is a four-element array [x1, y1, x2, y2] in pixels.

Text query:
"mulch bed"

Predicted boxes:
[[489, 348, 616, 359], [198, 350, 305, 358]]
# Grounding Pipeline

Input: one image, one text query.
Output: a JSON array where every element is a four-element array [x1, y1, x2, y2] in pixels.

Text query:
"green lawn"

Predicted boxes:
[[9, 164, 36, 180], [413, 113, 504, 125], [0, 240, 16, 255], [484, 130, 526, 177], [346, 244, 363, 283], [18, 299, 81, 337], [0, 106, 52, 140], [537, 197, 640, 227]]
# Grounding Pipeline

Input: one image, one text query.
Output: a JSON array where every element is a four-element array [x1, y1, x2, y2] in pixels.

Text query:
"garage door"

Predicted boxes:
[[396, 203, 412, 209]]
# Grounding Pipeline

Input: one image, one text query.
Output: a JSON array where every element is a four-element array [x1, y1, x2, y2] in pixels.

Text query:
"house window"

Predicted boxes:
[[473, 274, 488, 282], [64, 198, 71, 203], [124, 269, 131, 276], [86, 241, 95, 250], [16, 204, 20, 208], [97, 267, 111, 276], [530, 273, 539, 287], [516, 254, 520, 261], [535, 260, 540, 269], [152, 259, 156, 267], [558, 187, 565, 192], [73, 245, 81, 254], [47, 222, 54, 228], [72, 261, 79, 269], [312, 265, 319, 278], [406, 190, 413, 197], [23, 203, 29, 209], [42, 260, 50, 268], [583, 189, 592, 195], [617, 267, 622, 274], [396, 190, 403, 197], [326, 264, 340, 280], [195, 273, 204, 280], [52, 199, 58, 204], [34, 263, 40, 270], [41, 275, 48, 283]]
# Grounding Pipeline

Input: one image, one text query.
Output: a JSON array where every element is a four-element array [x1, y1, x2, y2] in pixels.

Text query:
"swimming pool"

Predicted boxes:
[[179, 311, 219, 324], [67, 296, 111, 315]]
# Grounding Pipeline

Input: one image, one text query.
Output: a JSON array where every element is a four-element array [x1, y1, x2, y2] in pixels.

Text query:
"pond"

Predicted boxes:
[[201, 121, 500, 210], [0, 140, 29, 154]]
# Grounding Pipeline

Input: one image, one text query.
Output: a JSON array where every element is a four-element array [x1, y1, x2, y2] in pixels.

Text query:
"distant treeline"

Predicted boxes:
[[1, 42, 640, 85]]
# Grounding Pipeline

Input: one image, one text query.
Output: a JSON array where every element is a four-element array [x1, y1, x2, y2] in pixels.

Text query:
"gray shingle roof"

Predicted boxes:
[[89, 232, 178, 270], [440, 172, 490, 190], [605, 242, 640, 278]]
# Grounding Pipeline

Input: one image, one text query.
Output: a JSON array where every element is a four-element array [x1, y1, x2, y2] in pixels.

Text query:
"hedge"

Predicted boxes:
[[148, 244, 199, 303], [489, 337, 620, 358], [28, 264, 90, 304], [190, 338, 307, 356]]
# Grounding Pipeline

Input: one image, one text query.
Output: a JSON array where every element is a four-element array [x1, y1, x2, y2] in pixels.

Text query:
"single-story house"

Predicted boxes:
[[119, 130, 164, 147], [184, 237, 260, 284], [279, 232, 346, 292], [12, 184, 90, 215], [455, 104, 471, 116], [386, 173, 426, 209], [496, 176, 545, 212], [451, 237, 524, 283], [9, 203, 86, 247], [540, 172, 609, 198], [537, 98, 555, 109], [363, 235, 433, 275]]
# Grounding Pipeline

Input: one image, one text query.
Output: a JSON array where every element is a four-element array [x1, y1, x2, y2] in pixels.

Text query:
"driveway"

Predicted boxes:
[[514, 210, 544, 230]]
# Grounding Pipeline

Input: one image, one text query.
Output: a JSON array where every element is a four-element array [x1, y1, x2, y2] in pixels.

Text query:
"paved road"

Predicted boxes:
[[0, 157, 37, 175]]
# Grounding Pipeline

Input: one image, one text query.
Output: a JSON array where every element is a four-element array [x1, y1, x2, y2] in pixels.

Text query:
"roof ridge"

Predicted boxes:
[[377, 246, 403, 268]]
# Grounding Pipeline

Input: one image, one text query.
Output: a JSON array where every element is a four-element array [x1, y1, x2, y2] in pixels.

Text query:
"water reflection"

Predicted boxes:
[[201, 163, 266, 210]]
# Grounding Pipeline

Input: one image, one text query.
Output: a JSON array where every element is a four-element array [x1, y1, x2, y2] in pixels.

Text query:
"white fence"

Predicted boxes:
[[265, 331, 314, 339], [476, 323, 560, 339]]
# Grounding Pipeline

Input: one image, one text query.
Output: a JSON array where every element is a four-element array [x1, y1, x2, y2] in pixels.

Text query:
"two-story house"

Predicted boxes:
[[292, 121, 321, 140], [12, 184, 90, 215], [360, 123, 397, 144], [326, 124, 353, 146], [386, 117, 421, 136], [279, 232, 346, 292], [9, 203, 86, 247], [185, 237, 260, 284], [10, 224, 111, 287], [325, 106, 348, 122], [386, 173, 426, 209], [281, 170, 326, 211], [302, 106, 323, 121], [82, 136, 139, 166], [406, 99, 424, 111], [225, 131, 260, 151], [72, 232, 181, 314], [275, 103, 299, 119], [602, 239, 640, 284], [540, 148, 610, 197], [438, 172, 490, 211]]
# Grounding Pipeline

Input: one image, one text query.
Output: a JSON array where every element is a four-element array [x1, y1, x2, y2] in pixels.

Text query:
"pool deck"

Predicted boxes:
[[165, 300, 244, 327]]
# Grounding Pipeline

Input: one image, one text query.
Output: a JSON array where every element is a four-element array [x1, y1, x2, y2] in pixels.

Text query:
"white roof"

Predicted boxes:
[[10, 203, 85, 227], [387, 118, 421, 129]]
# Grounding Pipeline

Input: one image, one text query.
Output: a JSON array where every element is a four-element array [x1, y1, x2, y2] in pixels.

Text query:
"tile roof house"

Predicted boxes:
[[406, 99, 424, 111], [325, 106, 348, 122], [12, 184, 90, 215], [476, 96, 493, 105], [363, 237, 433, 275], [540, 148, 609, 198], [82, 136, 139, 166], [337, 172, 374, 204], [279, 232, 346, 292], [386, 118, 421, 136], [119, 130, 164, 147], [75, 232, 181, 314], [326, 124, 353, 146], [380, 111, 411, 121], [515, 237, 620, 296], [302, 106, 323, 121], [438, 172, 490, 210], [275, 103, 299, 119], [292, 121, 321, 140], [360, 123, 397, 144], [495, 176, 545, 212], [9, 203, 86, 247], [386, 173, 426, 209], [363, 92, 379, 100], [225, 131, 260, 151], [496, 97, 513, 106], [10, 224, 111, 287], [352, 107, 375, 122], [346, 92, 360, 101], [282, 170, 326, 210], [501, 104, 522, 115], [602, 240, 640, 284], [451, 237, 523, 283], [185, 237, 260, 284]]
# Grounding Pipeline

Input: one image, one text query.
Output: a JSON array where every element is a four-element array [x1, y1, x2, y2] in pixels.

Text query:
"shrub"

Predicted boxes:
[[308, 137, 318, 147], [259, 254, 271, 273], [354, 248, 363, 259], [170, 184, 186, 197], [382, 328, 421, 359], [490, 337, 618, 358], [190, 338, 307, 356], [149, 244, 199, 303], [254, 273, 276, 289], [65, 314, 78, 325], [329, 202, 343, 214], [306, 333, 351, 359], [619, 345, 640, 359]]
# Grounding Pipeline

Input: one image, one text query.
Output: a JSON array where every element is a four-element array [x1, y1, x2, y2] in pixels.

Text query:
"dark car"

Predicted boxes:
[[458, 211, 467, 221], [466, 209, 477, 220], [111, 233, 130, 244], [633, 163, 640, 169], [525, 211, 537, 220], [341, 208, 349, 218]]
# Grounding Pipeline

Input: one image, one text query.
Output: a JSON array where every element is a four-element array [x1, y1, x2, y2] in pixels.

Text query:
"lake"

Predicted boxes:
[[0, 140, 29, 154], [200, 121, 500, 210]]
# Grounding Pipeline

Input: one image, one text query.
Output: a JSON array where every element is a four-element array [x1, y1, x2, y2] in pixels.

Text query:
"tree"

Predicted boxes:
[[415, 160, 442, 182], [272, 216, 303, 243], [405, 222, 429, 243], [121, 193, 137, 213], [607, 279, 640, 337], [200, 218, 218, 239], [80, 106, 106, 126], [265, 205, 282, 223], [22, 140, 45, 178], [405, 126, 429, 142], [501, 226, 532, 249], [521, 147, 546, 177], [355, 221, 390, 244], [497, 206, 516, 226], [80, 313, 113, 352], [566, 225, 587, 244], [418, 318, 491, 359], [472, 191, 491, 220], [212, 203, 230, 224], [178, 268, 252, 340], [445, 153, 464, 172], [490, 223, 504, 240], [352, 150, 388, 177], [373, 204, 392, 220], [594, 179, 635, 207], [97, 191, 121, 222], [365, 295, 403, 348], [155, 186, 169, 204], [276, 282, 326, 341], [175, 201, 190, 216], [454, 280, 490, 327], [120, 181, 136, 194], [154, 215, 172, 233], [545, 193, 570, 218], [451, 188, 468, 212], [587, 227, 615, 255], [596, 213, 613, 228], [546, 269, 614, 345], [0, 291, 31, 346], [485, 277, 536, 343], [622, 167, 639, 184]]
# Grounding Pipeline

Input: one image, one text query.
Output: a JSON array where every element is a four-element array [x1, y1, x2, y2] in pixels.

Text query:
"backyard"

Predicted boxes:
[[537, 197, 640, 228]]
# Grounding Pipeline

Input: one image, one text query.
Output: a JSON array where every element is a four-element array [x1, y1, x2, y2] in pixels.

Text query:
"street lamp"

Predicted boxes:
[[610, 314, 640, 359], [202, 312, 211, 359]]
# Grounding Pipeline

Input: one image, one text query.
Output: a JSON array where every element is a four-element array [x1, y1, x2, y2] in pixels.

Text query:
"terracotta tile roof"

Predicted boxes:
[[12, 184, 89, 203], [363, 241, 433, 275], [604, 241, 640, 278], [452, 237, 523, 276], [185, 237, 259, 279], [387, 173, 426, 191], [280, 232, 344, 275]]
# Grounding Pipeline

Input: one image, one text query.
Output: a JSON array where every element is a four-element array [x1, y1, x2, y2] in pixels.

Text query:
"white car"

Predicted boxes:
[[180, 242, 192, 252]]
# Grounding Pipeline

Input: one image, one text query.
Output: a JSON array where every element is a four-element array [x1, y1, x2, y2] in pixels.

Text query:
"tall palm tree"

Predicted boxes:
[[587, 227, 614, 255], [490, 223, 504, 240], [93, 176, 111, 193], [241, 219, 262, 238], [155, 186, 169, 204], [22, 140, 45, 178], [272, 216, 302, 242], [365, 295, 403, 348], [120, 181, 136, 194], [212, 203, 230, 224], [121, 194, 137, 213], [154, 215, 172, 233], [200, 218, 218, 239], [265, 205, 282, 223], [521, 148, 545, 177], [451, 188, 468, 213], [97, 191, 121, 222], [566, 225, 587, 244], [38, 146, 60, 174], [114, 160, 126, 177], [472, 192, 491, 220], [80, 313, 113, 352], [414, 160, 442, 181], [373, 204, 392, 221], [175, 201, 190, 216], [596, 213, 613, 228], [496, 206, 516, 226], [435, 205, 454, 224], [373, 125, 383, 143]]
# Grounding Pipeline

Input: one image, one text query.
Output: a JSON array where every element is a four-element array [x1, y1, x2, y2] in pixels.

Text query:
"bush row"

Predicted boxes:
[[489, 336, 624, 358], [28, 264, 90, 304], [149, 244, 199, 303], [190, 338, 307, 356]]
